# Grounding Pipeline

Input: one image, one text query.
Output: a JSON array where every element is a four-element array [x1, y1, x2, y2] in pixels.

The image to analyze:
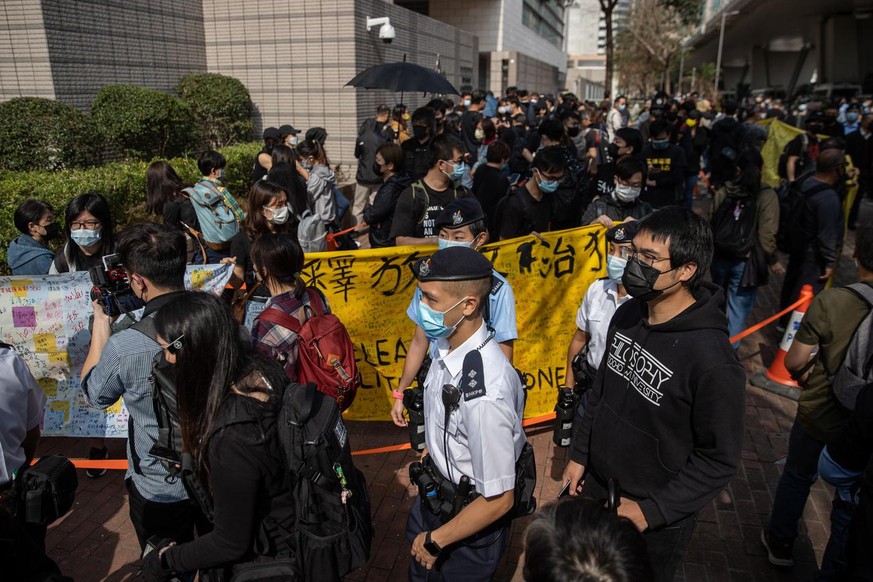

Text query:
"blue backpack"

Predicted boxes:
[[185, 180, 239, 244]]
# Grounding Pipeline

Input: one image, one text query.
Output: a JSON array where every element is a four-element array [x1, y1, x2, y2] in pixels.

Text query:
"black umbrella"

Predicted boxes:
[[345, 62, 459, 95]]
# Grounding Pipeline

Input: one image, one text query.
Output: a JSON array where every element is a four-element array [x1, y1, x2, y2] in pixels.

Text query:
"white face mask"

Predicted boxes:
[[614, 183, 641, 203], [265, 204, 290, 225]]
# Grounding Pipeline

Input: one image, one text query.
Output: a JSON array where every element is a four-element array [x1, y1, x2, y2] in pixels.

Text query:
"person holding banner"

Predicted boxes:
[[8, 199, 58, 275], [391, 198, 518, 427]]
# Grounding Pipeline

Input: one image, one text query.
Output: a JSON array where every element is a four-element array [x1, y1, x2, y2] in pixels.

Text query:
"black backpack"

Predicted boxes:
[[131, 315, 183, 470], [279, 382, 373, 581], [775, 175, 832, 254], [491, 187, 532, 241], [134, 314, 372, 580], [710, 190, 759, 260]]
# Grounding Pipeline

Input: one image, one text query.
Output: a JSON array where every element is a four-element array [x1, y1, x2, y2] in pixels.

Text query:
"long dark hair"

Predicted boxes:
[[251, 232, 305, 297], [243, 180, 294, 241], [154, 292, 283, 486], [64, 193, 115, 268], [269, 146, 309, 216], [296, 139, 330, 167], [146, 161, 190, 215], [736, 150, 763, 196]]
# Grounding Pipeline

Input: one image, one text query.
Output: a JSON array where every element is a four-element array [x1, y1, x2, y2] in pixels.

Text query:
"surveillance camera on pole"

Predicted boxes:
[[366, 16, 395, 44]]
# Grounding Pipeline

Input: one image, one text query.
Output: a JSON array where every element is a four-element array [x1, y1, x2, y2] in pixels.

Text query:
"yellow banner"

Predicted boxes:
[[301, 225, 607, 421]]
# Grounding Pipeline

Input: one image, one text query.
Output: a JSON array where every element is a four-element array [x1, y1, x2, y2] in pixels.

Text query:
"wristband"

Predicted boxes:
[[392, 389, 405, 400]]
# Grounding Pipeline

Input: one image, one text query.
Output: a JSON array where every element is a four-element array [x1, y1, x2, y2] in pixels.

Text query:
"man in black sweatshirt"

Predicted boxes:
[[562, 207, 746, 582]]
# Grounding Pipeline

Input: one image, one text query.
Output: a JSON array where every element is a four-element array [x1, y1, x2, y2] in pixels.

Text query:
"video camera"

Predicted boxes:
[[89, 254, 144, 317]]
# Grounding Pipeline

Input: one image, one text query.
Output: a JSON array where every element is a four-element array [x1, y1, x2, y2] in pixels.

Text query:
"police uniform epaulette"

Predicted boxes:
[[490, 277, 504, 296], [459, 350, 486, 401]]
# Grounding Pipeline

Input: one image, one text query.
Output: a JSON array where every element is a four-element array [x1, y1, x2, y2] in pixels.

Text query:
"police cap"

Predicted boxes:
[[606, 221, 640, 244], [412, 247, 493, 282], [434, 198, 485, 230]]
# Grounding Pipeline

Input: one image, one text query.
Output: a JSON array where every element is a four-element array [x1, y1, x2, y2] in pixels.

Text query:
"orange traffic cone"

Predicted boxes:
[[751, 284, 815, 400]]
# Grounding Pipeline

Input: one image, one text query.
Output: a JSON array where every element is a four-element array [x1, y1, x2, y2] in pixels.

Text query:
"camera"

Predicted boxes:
[[379, 23, 395, 43], [89, 254, 145, 317]]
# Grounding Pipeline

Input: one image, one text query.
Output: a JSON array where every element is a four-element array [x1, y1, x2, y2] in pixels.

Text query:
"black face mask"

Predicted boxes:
[[413, 126, 429, 140], [622, 257, 679, 302], [372, 162, 384, 177], [607, 143, 621, 159], [567, 126, 581, 138], [41, 223, 60, 241]]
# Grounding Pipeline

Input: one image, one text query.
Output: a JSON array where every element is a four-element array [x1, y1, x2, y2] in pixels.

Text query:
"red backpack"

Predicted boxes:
[[256, 289, 360, 411]]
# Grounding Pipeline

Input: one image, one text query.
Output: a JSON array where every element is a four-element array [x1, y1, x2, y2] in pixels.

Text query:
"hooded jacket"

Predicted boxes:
[[571, 283, 746, 529], [355, 118, 394, 185], [7, 235, 54, 275]]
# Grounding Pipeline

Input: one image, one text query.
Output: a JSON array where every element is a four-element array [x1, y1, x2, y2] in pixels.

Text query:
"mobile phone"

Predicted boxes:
[[558, 479, 572, 498], [148, 444, 181, 466]]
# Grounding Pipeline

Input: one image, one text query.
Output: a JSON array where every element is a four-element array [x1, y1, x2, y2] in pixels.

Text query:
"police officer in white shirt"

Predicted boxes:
[[564, 221, 639, 388], [405, 246, 526, 580]]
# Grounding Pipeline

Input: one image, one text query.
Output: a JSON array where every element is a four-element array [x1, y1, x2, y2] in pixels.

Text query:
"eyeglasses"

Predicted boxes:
[[158, 334, 184, 354], [629, 250, 670, 268], [70, 221, 101, 231]]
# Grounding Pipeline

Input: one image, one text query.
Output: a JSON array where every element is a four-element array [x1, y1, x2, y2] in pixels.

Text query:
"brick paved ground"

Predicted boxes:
[[39, 198, 872, 581]]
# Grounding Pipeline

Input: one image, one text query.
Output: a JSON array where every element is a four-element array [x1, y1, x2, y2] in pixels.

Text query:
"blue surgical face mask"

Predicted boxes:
[[606, 254, 627, 283], [847, 112, 860, 122], [464, 99, 472, 108], [443, 160, 467, 181], [652, 139, 670, 150], [438, 238, 476, 250], [536, 170, 559, 193], [70, 227, 102, 248], [418, 296, 468, 339], [619, 104, 627, 111], [301, 159, 312, 170]]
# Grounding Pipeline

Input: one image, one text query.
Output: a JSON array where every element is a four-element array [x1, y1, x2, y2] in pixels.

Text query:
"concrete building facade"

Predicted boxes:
[[688, 0, 873, 97], [0, 0, 478, 171], [395, 0, 567, 96]]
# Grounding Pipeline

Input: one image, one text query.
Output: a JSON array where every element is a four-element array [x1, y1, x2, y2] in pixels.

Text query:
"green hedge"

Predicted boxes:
[[0, 97, 103, 171], [177, 73, 255, 148], [92, 84, 199, 160], [0, 142, 261, 274]]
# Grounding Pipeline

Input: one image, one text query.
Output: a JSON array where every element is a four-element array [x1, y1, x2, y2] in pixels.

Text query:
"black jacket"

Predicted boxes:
[[355, 118, 394, 185], [571, 284, 746, 529], [164, 391, 296, 573], [363, 174, 414, 247]]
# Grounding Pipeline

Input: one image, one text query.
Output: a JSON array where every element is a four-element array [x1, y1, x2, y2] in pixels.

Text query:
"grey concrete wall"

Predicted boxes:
[[39, 0, 206, 110], [0, 0, 55, 101]]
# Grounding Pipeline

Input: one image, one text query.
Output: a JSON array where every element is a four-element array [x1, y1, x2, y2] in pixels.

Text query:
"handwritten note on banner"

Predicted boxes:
[[302, 225, 607, 422], [0, 264, 233, 437]]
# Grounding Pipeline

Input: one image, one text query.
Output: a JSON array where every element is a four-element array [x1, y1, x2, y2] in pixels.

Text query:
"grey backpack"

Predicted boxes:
[[297, 209, 327, 253], [830, 283, 873, 410]]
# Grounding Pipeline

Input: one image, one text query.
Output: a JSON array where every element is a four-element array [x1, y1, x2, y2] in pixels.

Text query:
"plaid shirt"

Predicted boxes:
[[251, 288, 330, 381], [198, 178, 246, 223]]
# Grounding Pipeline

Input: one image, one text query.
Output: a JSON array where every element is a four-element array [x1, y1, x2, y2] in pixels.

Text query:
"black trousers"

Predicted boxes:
[[582, 475, 697, 582], [406, 497, 508, 582], [780, 250, 827, 321], [126, 478, 210, 551]]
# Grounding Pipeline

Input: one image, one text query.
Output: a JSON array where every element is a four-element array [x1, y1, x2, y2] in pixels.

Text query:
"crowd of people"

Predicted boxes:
[[2, 83, 872, 582]]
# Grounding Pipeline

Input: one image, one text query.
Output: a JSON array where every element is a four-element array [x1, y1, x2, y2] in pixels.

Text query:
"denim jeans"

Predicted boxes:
[[710, 256, 758, 348], [684, 174, 698, 209], [767, 421, 854, 581]]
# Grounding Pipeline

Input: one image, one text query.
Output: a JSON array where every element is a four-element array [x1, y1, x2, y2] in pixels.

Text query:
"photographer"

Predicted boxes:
[[141, 292, 297, 580], [80, 223, 206, 550]]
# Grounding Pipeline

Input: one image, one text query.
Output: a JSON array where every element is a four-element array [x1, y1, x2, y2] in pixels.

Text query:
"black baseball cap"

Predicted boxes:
[[263, 127, 281, 140], [434, 198, 485, 230], [278, 124, 300, 136], [411, 247, 493, 282]]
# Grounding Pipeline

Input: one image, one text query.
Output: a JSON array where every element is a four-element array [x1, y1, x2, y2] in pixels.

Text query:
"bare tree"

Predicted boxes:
[[599, 0, 619, 97], [615, 0, 689, 95]]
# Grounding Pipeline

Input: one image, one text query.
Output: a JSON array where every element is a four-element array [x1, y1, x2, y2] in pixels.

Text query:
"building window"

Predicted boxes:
[[522, 1, 562, 48]]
